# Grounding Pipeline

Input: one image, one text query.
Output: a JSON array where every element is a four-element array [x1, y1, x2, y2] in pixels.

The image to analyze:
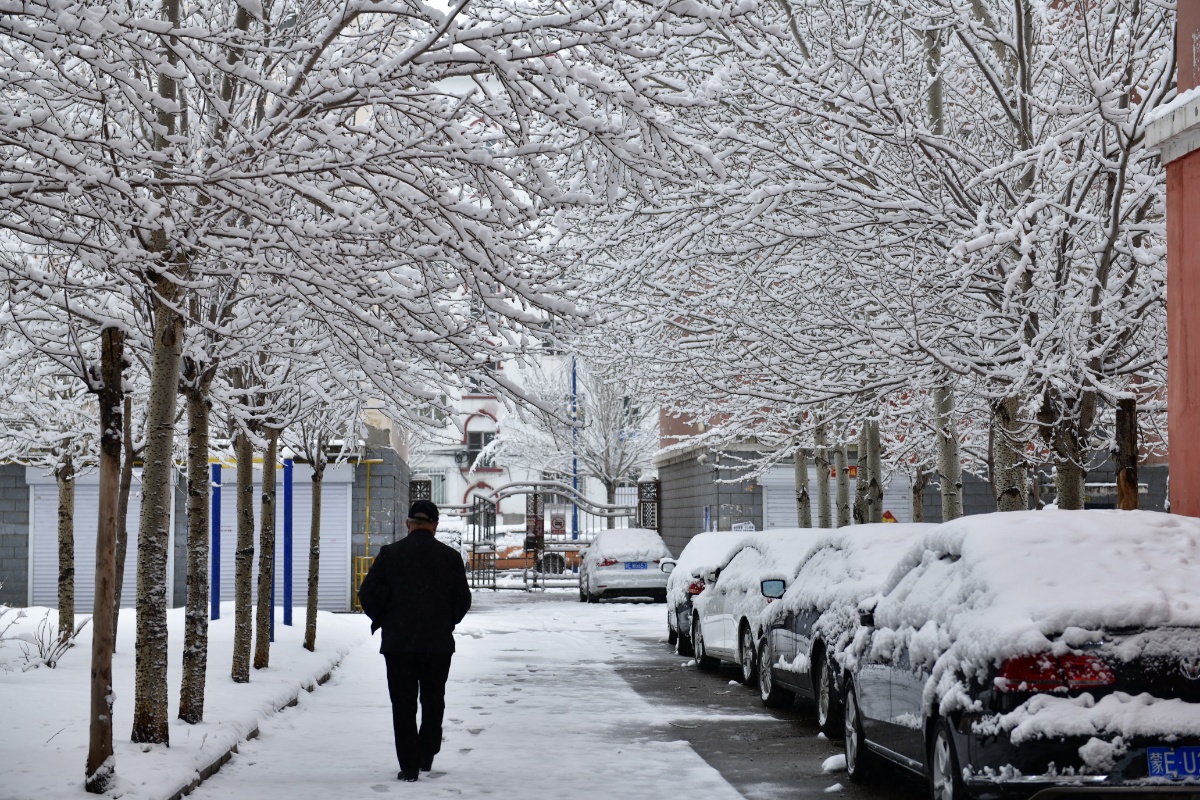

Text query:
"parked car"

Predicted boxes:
[[756, 524, 933, 733], [665, 531, 743, 655], [841, 510, 1200, 800], [579, 528, 673, 603], [691, 529, 822, 682]]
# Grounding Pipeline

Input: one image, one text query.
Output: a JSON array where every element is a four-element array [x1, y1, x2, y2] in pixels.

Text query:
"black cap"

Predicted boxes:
[[408, 499, 439, 524]]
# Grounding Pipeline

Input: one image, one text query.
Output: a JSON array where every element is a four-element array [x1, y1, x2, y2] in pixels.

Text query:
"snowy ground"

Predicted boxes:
[[1, 592, 747, 799]]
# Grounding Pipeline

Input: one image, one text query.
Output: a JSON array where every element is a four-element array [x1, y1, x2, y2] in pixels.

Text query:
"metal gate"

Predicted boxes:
[[468, 495, 498, 590], [446, 480, 659, 591]]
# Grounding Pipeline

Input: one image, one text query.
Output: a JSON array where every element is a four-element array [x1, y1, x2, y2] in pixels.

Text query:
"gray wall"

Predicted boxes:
[[657, 448, 717, 556], [172, 480, 188, 608], [0, 465, 29, 606], [352, 446, 412, 559], [920, 460, 1170, 522], [656, 448, 767, 557]]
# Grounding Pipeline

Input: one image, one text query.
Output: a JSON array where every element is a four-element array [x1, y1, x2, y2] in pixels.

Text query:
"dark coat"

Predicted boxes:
[[358, 529, 472, 654]]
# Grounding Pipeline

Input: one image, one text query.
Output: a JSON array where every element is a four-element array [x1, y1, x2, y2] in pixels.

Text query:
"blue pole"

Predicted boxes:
[[284, 457, 293, 626], [269, 457, 276, 643], [211, 463, 221, 620], [572, 356, 579, 540]]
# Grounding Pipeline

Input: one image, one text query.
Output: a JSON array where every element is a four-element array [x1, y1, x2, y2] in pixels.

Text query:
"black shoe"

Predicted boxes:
[[398, 771, 418, 782], [420, 757, 434, 773]]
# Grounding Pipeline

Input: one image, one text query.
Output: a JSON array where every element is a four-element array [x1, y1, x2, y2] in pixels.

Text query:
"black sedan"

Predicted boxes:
[[756, 524, 930, 734], [841, 510, 1200, 800]]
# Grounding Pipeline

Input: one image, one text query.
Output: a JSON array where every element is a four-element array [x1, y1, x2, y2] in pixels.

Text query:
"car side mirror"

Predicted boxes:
[[858, 610, 875, 628], [760, 579, 786, 599], [704, 567, 720, 583], [660, 559, 676, 574]]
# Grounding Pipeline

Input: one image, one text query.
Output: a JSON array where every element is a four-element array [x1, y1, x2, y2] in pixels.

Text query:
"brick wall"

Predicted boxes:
[[0, 465, 28, 606]]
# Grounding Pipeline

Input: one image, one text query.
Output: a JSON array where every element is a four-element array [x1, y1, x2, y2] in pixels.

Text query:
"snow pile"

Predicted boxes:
[[665, 531, 744, 608], [857, 510, 1200, 738], [585, 528, 673, 563]]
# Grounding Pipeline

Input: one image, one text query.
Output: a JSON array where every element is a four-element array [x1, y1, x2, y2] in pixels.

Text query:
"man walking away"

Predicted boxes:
[[359, 500, 472, 782]]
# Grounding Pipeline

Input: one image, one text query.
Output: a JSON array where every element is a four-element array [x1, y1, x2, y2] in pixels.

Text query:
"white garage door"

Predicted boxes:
[[30, 463, 354, 614], [212, 463, 352, 613], [29, 471, 154, 613], [761, 463, 859, 528]]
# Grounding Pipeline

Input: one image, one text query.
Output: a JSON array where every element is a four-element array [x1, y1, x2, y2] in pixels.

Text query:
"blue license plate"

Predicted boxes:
[[624, 562, 647, 570], [1148, 747, 1200, 779]]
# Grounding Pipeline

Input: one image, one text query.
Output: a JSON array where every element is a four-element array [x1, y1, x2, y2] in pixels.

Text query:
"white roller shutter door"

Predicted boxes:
[[29, 473, 151, 612], [761, 463, 859, 529], [213, 464, 351, 612]]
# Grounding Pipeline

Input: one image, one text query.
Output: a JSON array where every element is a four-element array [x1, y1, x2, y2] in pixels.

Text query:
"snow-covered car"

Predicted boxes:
[[665, 531, 743, 656], [691, 529, 822, 683], [842, 510, 1200, 800], [579, 528, 673, 603], [756, 523, 934, 733]]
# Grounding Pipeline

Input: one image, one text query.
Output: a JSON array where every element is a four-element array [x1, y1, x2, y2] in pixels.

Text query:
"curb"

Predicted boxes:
[[162, 661, 342, 800]]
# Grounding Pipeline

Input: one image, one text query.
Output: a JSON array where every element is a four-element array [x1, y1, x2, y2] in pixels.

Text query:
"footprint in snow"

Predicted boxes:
[[370, 784, 391, 793], [468, 728, 484, 735]]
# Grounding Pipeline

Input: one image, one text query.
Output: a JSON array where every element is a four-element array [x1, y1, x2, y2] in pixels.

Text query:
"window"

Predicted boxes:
[[465, 363, 500, 396], [467, 431, 495, 468]]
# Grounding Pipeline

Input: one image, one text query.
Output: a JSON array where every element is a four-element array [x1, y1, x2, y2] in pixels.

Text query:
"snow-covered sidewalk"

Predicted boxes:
[[2, 592, 747, 799], [187, 592, 745, 799]]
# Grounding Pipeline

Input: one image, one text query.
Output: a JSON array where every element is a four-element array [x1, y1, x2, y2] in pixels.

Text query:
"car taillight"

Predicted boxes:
[[597, 558, 618, 567], [1059, 653, 1116, 689], [996, 652, 1115, 693], [686, 580, 705, 595]]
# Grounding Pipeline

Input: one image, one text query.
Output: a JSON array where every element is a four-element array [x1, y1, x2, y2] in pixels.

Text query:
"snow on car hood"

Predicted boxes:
[[585, 528, 672, 563], [665, 530, 745, 608], [694, 529, 825, 627], [877, 510, 1200, 653], [762, 523, 935, 628]]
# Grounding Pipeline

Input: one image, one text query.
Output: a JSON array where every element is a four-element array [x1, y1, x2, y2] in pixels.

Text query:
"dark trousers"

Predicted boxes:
[[384, 652, 453, 772]]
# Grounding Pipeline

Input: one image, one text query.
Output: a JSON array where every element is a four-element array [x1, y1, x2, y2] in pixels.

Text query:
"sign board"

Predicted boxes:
[[882, 510, 897, 523], [731, 521, 756, 532], [550, 513, 566, 533]]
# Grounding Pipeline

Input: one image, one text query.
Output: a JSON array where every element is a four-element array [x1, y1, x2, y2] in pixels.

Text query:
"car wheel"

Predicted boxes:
[[677, 627, 694, 657], [844, 681, 875, 782], [739, 624, 758, 685], [668, 620, 678, 647], [758, 637, 794, 708], [579, 581, 587, 602], [692, 617, 718, 670], [929, 720, 965, 800], [814, 651, 842, 735]]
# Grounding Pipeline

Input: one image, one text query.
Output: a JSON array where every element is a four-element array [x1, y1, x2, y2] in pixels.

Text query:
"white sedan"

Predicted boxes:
[[579, 528, 672, 603]]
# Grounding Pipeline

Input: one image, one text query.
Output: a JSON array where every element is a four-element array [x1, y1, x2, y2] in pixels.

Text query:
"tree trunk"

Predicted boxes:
[[254, 429, 280, 670], [112, 395, 134, 642], [794, 448, 811, 528], [934, 385, 963, 521], [911, 467, 929, 523], [131, 295, 183, 746], [231, 430, 255, 683], [991, 396, 1029, 512], [815, 424, 831, 528], [86, 326, 124, 793], [1115, 397, 1139, 510], [867, 420, 883, 524], [179, 387, 211, 723], [853, 428, 868, 524], [304, 459, 325, 653], [56, 453, 75, 645], [834, 447, 851, 527], [605, 480, 617, 530]]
